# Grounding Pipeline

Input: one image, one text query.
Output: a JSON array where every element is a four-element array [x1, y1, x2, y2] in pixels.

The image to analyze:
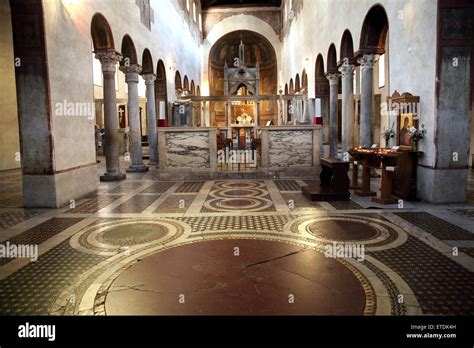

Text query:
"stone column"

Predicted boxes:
[[358, 54, 375, 147], [143, 73, 158, 165], [96, 50, 126, 181], [121, 64, 149, 172], [256, 101, 260, 126], [339, 63, 356, 154], [326, 72, 339, 157]]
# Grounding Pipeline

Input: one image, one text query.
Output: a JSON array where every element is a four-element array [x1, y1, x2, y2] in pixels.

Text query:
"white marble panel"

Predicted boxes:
[[166, 132, 210, 168], [269, 130, 313, 167]]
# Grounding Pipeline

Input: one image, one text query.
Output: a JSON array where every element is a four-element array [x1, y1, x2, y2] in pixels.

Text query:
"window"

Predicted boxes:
[[378, 54, 385, 88], [186, 0, 190, 12], [92, 54, 102, 87], [193, 2, 196, 22], [353, 71, 357, 94]]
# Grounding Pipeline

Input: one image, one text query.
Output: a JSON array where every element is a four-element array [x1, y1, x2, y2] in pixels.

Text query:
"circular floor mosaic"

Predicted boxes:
[[286, 214, 408, 250], [69, 219, 186, 256], [307, 220, 380, 241], [102, 239, 374, 315], [202, 180, 275, 212]]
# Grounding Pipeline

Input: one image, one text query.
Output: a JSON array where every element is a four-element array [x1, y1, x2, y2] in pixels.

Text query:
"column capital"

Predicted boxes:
[[142, 73, 157, 85], [120, 64, 142, 83], [95, 50, 122, 73], [357, 54, 375, 70], [338, 63, 355, 78], [325, 72, 340, 86]]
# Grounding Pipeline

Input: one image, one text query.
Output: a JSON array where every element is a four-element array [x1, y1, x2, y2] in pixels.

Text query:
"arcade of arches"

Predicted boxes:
[[0, 0, 473, 317]]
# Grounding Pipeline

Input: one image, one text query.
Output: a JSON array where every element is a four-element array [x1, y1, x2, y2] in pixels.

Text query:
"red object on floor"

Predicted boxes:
[[157, 119, 168, 127], [314, 116, 323, 125]]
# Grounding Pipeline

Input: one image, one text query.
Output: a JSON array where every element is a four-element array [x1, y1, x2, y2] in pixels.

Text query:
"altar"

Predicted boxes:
[[230, 109, 256, 150]]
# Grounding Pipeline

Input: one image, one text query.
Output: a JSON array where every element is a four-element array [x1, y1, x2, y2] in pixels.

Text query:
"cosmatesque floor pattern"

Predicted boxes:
[[0, 166, 473, 315]]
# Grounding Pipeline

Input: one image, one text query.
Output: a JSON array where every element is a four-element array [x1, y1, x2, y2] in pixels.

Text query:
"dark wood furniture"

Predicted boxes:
[[303, 157, 350, 201], [350, 159, 361, 190], [349, 148, 378, 197], [348, 147, 420, 203]]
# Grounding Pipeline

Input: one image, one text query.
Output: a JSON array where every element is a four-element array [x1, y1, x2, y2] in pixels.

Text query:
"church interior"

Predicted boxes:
[[0, 0, 474, 321]]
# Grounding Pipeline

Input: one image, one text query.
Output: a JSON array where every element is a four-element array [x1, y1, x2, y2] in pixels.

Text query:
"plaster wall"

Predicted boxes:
[[42, 0, 202, 173], [280, 0, 437, 170], [0, 0, 20, 171]]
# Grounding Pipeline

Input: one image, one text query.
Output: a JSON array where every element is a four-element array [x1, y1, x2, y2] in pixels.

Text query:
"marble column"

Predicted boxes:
[[121, 64, 149, 172], [339, 63, 356, 154], [358, 54, 375, 148], [143, 74, 158, 165], [256, 101, 260, 126], [95, 50, 126, 181], [326, 72, 339, 157]]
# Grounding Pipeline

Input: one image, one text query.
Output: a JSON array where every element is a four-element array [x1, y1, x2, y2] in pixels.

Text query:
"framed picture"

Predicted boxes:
[[397, 113, 418, 148]]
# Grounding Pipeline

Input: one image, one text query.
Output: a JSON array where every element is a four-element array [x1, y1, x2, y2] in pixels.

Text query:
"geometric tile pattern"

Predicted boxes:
[[371, 236, 474, 315], [0, 241, 105, 315], [67, 196, 120, 214], [329, 199, 363, 210], [107, 182, 145, 194], [200, 181, 275, 213], [153, 194, 197, 213], [0, 167, 473, 316], [281, 192, 322, 210], [140, 181, 176, 193], [0, 218, 83, 266], [394, 212, 474, 240], [0, 209, 44, 230], [110, 195, 159, 214], [179, 215, 291, 233], [274, 180, 301, 191], [449, 208, 474, 220], [175, 181, 205, 193]]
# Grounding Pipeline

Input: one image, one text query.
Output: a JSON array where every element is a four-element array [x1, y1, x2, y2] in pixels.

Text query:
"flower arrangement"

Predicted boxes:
[[408, 123, 427, 143], [383, 122, 395, 148]]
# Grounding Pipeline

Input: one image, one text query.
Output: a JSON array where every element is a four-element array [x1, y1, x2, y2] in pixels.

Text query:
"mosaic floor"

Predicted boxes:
[[0, 165, 473, 315]]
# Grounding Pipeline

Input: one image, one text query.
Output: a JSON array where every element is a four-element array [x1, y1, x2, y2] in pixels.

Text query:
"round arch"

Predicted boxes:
[[327, 44, 337, 73], [203, 14, 281, 96], [301, 69, 308, 93], [340, 29, 355, 62], [183, 75, 189, 92], [120, 34, 138, 66], [359, 5, 389, 54], [175, 71, 182, 90], [141, 48, 153, 74], [91, 13, 114, 51]]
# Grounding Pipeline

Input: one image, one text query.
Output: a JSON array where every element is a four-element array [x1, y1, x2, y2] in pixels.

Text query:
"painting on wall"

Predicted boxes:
[[398, 113, 417, 148]]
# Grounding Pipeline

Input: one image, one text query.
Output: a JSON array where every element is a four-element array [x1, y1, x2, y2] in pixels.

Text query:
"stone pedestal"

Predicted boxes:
[[96, 50, 126, 182], [358, 54, 374, 148], [326, 73, 339, 157], [143, 74, 158, 165], [339, 64, 355, 155], [121, 64, 148, 173]]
